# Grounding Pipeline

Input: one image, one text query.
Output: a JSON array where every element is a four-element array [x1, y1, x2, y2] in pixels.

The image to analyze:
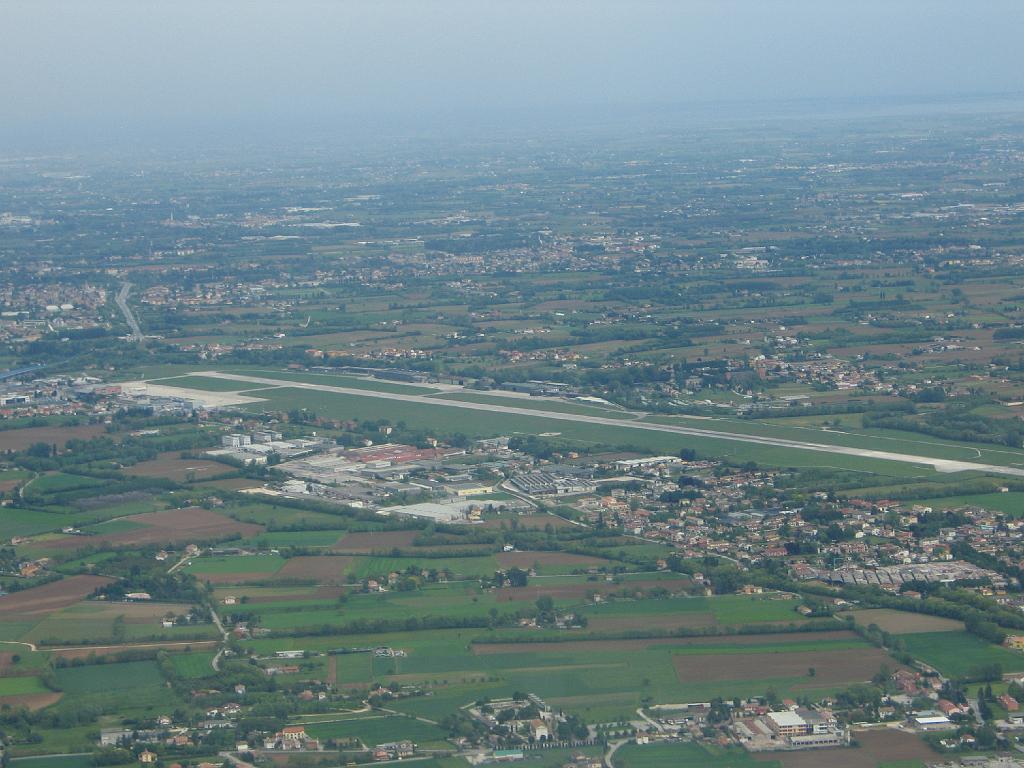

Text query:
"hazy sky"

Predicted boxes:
[[2, 0, 1023, 147]]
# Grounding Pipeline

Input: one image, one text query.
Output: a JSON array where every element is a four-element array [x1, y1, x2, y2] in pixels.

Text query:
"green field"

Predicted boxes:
[[304, 715, 448, 746], [243, 620, 880, 722], [913, 492, 1024, 517], [900, 631, 1024, 678], [171, 651, 216, 678], [55, 660, 165, 693], [11, 756, 94, 768], [580, 594, 805, 627], [0, 676, 49, 695]]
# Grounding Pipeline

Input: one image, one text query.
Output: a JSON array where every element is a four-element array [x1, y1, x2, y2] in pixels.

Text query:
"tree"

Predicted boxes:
[[506, 567, 529, 588]]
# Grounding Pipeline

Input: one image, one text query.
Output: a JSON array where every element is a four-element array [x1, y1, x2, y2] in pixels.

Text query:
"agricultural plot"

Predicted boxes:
[[241, 529, 348, 548], [276, 555, 355, 584], [24, 601, 219, 645], [42, 507, 263, 552], [52, 660, 179, 717], [899, 631, 1024, 678], [331, 530, 422, 553], [253, 584, 521, 632], [171, 651, 216, 678], [495, 550, 612, 573], [184, 553, 287, 584], [580, 594, 805, 630], [614, 742, 775, 768], [0, 508, 86, 541], [242, 626, 882, 722], [0, 575, 113, 619], [226, 501, 351, 529], [752, 728, 938, 768], [842, 608, 963, 634], [11, 756, 95, 768], [0, 677, 49, 695], [304, 715, 448, 746], [672, 644, 894, 689], [492, 575, 691, 604], [55, 660, 165, 694], [345, 554, 500, 580], [123, 453, 232, 482], [0, 424, 109, 453]]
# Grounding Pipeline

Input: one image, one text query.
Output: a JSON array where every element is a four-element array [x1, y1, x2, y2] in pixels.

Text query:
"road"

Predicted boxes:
[[116, 282, 145, 347], [210, 606, 228, 671], [193, 370, 1024, 479]]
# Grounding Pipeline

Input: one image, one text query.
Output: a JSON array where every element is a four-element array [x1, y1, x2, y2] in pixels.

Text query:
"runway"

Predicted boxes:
[[192, 371, 1024, 479]]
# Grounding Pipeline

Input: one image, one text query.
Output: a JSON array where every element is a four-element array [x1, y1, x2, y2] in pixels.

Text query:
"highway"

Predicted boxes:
[[116, 281, 145, 347], [193, 370, 1024, 479]]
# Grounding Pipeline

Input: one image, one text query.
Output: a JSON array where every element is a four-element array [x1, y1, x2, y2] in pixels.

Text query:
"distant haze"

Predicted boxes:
[[2, 0, 1023, 149]]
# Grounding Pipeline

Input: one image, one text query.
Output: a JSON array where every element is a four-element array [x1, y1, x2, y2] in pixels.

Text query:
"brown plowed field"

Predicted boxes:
[[0, 575, 113, 616], [44, 507, 262, 550], [276, 555, 355, 584], [496, 551, 611, 569], [0, 692, 62, 710], [842, 608, 963, 634], [674, 647, 898, 687], [754, 728, 936, 768], [0, 424, 109, 452], [124, 452, 230, 482]]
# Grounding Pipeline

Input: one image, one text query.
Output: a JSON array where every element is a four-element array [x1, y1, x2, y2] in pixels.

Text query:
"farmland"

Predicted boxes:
[[898, 632, 1024, 679], [4, 104, 1024, 767]]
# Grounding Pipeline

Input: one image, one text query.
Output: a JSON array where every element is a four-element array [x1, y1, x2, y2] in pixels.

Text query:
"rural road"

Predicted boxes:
[[116, 282, 145, 347], [210, 607, 228, 671], [192, 371, 1024, 479]]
